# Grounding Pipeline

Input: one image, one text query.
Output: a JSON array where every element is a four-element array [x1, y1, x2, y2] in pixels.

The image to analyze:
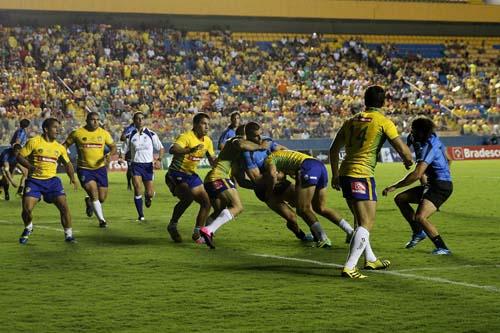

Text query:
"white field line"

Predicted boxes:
[[252, 254, 500, 293], [0, 220, 78, 233], [460, 176, 500, 179]]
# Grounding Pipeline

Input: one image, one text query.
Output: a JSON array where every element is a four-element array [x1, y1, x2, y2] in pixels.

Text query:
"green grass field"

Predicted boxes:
[[0, 160, 499, 333]]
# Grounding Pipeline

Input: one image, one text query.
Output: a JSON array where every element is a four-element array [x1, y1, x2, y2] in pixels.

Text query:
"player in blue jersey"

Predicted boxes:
[[383, 117, 453, 255], [239, 122, 314, 242], [10, 118, 30, 196], [217, 111, 240, 150], [0, 144, 22, 200]]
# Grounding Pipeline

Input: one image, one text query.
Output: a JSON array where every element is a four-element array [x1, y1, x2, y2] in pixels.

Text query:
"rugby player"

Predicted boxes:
[[17, 118, 78, 244], [330, 85, 413, 278], [263, 150, 354, 248], [165, 113, 216, 243], [199, 125, 271, 248], [0, 144, 22, 200], [383, 117, 453, 255], [64, 112, 117, 228]]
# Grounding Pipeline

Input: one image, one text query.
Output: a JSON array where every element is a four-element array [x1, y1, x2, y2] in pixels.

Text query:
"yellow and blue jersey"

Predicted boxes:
[[20, 135, 70, 180], [65, 127, 114, 170], [265, 150, 311, 177], [205, 137, 241, 182], [339, 108, 399, 177], [169, 130, 215, 175]]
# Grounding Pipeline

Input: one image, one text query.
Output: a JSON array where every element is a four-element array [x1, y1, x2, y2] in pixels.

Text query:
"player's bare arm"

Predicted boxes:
[[60, 158, 78, 190], [329, 128, 345, 190], [383, 162, 428, 196], [389, 136, 413, 170]]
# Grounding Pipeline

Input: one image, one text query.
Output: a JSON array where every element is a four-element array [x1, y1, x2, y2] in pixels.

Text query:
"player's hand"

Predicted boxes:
[[260, 140, 272, 151], [403, 160, 413, 170], [382, 186, 396, 196], [70, 179, 78, 191], [331, 176, 341, 191]]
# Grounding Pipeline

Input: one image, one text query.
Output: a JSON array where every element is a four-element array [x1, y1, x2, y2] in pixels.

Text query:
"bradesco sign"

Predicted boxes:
[[447, 145, 500, 160]]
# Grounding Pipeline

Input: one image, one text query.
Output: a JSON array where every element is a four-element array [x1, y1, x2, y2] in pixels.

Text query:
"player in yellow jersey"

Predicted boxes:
[[165, 113, 216, 243], [329, 85, 413, 278], [64, 112, 117, 228], [16, 118, 78, 244], [199, 124, 270, 248], [263, 150, 354, 248]]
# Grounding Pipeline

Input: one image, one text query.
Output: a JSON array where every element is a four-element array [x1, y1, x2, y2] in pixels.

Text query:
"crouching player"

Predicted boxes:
[[199, 130, 271, 248], [17, 118, 78, 244], [0, 144, 22, 201], [263, 150, 354, 248], [383, 117, 453, 255]]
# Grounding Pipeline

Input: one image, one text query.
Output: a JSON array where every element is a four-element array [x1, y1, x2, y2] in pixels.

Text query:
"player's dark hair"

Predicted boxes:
[[86, 111, 100, 121], [230, 111, 240, 119], [235, 124, 246, 136], [42, 118, 60, 133], [411, 117, 435, 141], [245, 122, 260, 136], [193, 112, 210, 125], [133, 112, 145, 121], [20, 119, 30, 128], [364, 85, 385, 108]]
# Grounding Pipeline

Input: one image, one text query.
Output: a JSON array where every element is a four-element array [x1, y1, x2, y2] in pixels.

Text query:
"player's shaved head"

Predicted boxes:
[[20, 119, 30, 128], [86, 112, 100, 121], [245, 122, 260, 137], [193, 112, 210, 125], [364, 85, 385, 108], [42, 118, 60, 133]]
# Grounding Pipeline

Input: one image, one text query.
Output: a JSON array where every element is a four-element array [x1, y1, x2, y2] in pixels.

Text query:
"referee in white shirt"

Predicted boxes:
[[122, 112, 164, 221]]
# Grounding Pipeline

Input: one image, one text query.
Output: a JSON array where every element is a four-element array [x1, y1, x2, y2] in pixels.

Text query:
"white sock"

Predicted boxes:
[[206, 208, 233, 234], [92, 200, 105, 222], [338, 219, 354, 235], [26, 223, 33, 231], [310, 222, 328, 241], [345, 226, 370, 269], [364, 240, 377, 262], [64, 228, 73, 238]]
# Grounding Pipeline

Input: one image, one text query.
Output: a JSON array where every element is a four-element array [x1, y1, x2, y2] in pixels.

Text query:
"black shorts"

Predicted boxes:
[[254, 180, 292, 202], [403, 181, 453, 210]]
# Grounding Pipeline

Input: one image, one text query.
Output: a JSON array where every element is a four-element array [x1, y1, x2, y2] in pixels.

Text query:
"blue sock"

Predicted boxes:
[[134, 195, 144, 218]]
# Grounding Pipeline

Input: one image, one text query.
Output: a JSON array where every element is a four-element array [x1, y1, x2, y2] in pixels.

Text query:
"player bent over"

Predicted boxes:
[[199, 132, 271, 248], [0, 144, 22, 200], [263, 150, 354, 248], [383, 117, 453, 255], [16, 118, 78, 244], [64, 112, 117, 228]]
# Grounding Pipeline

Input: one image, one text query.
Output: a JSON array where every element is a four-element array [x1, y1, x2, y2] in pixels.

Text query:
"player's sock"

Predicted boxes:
[[310, 222, 327, 241], [92, 200, 106, 222], [205, 216, 214, 226], [26, 223, 33, 231], [429, 234, 448, 250], [338, 219, 354, 235], [345, 226, 370, 269], [134, 195, 144, 218], [205, 208, 233, 234], [364, 239, 377, 262], [17, 185, 24, 195], [64, 228, 73, 238], [3, 183, 9, 199], [409, 220, 423, 234]]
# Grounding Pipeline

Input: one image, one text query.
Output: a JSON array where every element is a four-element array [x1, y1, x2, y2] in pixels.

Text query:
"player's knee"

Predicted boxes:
[[394, 194, 405, 206], [414, 213, 426, 224]]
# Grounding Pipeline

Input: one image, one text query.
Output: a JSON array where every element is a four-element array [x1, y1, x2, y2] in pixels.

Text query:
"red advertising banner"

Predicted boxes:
[[447, 145, 500, 161]]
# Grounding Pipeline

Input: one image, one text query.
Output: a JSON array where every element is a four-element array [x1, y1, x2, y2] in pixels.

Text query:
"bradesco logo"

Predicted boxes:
[[449, 146, 500, 160]]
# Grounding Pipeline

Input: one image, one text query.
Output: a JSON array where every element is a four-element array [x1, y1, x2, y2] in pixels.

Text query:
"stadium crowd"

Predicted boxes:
[[0, 25, 498, 145]]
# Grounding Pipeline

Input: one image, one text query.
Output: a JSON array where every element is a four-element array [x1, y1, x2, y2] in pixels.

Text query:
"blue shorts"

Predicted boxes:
[[299, 159, 328, 189], [204, 178, 236, 199], [339, 176, 377, 201], [131, 162, 154, 182], [24, 177, 65, 203], [77, 167, 108, 187], [165, 170, 203, 194]]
